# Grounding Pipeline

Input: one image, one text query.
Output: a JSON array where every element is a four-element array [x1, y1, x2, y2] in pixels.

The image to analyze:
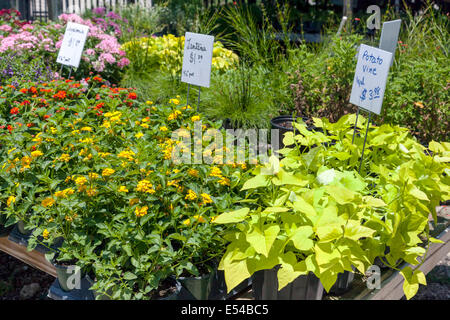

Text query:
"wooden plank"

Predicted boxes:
[[0, 237, 57, 278], [367, 227, 450, 300], [348, 206, 450, 300]]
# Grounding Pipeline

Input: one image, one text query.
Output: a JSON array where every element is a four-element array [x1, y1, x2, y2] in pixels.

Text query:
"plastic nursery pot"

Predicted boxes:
[[270, 115, 311, 152], [51, 260, 85, 292], [329, 267, 356, 295], [213, 270, 252, 300], [252, 267, 324, 300], [17, 220, 31, 235], [0, 216, 13, 238], [178, 269, 217, 300]]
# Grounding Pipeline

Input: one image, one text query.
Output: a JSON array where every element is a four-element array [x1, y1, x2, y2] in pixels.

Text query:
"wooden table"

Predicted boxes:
[[0, 206, 448, 300], [0, 236, 57, 278]]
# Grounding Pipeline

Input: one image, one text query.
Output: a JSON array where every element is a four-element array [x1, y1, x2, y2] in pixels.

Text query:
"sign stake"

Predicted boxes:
[[352, 107, 360, 144], [186, 84, 190, 107], [68, 66, 73, 79], [197, 87, 201, 112], [358, 111, 371, 174]]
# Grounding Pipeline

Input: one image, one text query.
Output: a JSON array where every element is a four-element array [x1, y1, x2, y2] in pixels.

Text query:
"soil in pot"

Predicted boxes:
[[271, 115, 312, 152]]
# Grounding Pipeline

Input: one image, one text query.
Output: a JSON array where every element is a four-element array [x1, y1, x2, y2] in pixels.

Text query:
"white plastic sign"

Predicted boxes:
[[349, 44, 393, 115], [379, 19, 401, 65], [181, 32, 214, 88], [56, 22, 89, 68]]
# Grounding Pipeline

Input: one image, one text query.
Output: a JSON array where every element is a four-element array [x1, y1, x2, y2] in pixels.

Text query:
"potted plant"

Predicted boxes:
[[214, 114, 449, 300]]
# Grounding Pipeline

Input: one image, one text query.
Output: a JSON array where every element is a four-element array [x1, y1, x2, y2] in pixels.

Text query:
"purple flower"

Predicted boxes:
[[93, 7, 106, 16], [106, 11, 121, 20]]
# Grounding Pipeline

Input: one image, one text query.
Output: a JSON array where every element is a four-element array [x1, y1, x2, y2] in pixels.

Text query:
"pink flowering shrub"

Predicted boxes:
[[0, 13, 129, 83]]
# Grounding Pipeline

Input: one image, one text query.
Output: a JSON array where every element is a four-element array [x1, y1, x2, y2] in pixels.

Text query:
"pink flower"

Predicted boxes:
[[0, 25, 12, 32], [86, 48, 95, 55], [100, 52, 116, 64], [117, 57, 130, 68]]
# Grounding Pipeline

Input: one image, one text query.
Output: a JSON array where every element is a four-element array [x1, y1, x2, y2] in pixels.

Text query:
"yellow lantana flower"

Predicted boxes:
[[135, 206, 148, 217], [185, 189, 197, 201], [43, 229, 49, 239], [42, 197, 55, 207], [7, 196, 15, 207], [102, 168, 115, 177], [118, 186, 129, 193], [31, 150, 43, 158]]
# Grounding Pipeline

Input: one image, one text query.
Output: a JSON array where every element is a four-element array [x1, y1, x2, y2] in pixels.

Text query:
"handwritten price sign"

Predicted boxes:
[[350, 44, 393, 115], [181, 32, 214, 88], [56, 22, 89, 68]]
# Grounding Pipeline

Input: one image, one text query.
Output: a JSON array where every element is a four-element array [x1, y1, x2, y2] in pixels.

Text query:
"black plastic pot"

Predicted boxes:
[[211, 269, 252, 300], [178, 271, 215, 300], [270, 115, 310, 151], [51, 260, 85, 292], [329, 269, 355, 295], [252, 268, 323, 300], [48, 275, 95, 300], [0, 222, 13, 238]]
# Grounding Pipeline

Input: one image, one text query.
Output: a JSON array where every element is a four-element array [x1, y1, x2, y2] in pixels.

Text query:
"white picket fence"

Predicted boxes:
[[62, 0, 153, 14]]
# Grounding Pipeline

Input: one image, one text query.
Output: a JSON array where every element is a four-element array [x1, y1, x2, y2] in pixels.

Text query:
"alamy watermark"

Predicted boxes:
[[169, 121, 281, 165]]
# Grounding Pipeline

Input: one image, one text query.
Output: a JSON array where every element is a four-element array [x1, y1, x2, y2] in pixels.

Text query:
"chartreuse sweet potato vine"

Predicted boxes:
[[214, 114, 449, 300]]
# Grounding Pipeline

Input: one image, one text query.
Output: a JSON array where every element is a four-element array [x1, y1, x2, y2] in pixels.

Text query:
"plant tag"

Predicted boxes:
[[349, 44, 392, 115], [56, 22, 89, 68], [379, 19, 401, 66], [181, 32, 214, 88]]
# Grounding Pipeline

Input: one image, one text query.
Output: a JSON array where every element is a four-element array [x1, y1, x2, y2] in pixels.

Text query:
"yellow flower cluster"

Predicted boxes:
[[191, 115, 200, 122], [117, 150, 135, 161], [118, 186, 128, 193], [59, 153, 70, 162], [54, 188, 75, 198], [88, 172, 99, 180], [31, 150, 43, 158], [200, 193, 213, 205], [168, 110, 182, 121], [209, 166, 230, 186], [135, 206, 148, 217], [188, 169, 199, 178], [41, 197, 55, 207], [136, 179, 155, 194], [185, 189, 197, 201], [183, 215, 206, 226], [7, 196, 15, 207], [42, 229, 49, 239], [102, 168, 115, 177]]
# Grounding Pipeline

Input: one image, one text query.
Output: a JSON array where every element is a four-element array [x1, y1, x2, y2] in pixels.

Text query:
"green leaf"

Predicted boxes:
[[246, 225, 280, 257], [409, 187, 429, 201], [362, 196, 386, 207], [429, 237, 444, 244], [325, 185, 355, 204], [123, 272, 137, 280], [273, 170, 308, 186], [223, 259, 251, 293], [316, 224, 343, 242], [277, 253, 308, 290], [212, 208, 250, 224], [290, 226, 314, 251], [292, 197, 317, 217], [343, 220, 375, 240], [400, 266, 420, 300], [241, 175, 270, 190]]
